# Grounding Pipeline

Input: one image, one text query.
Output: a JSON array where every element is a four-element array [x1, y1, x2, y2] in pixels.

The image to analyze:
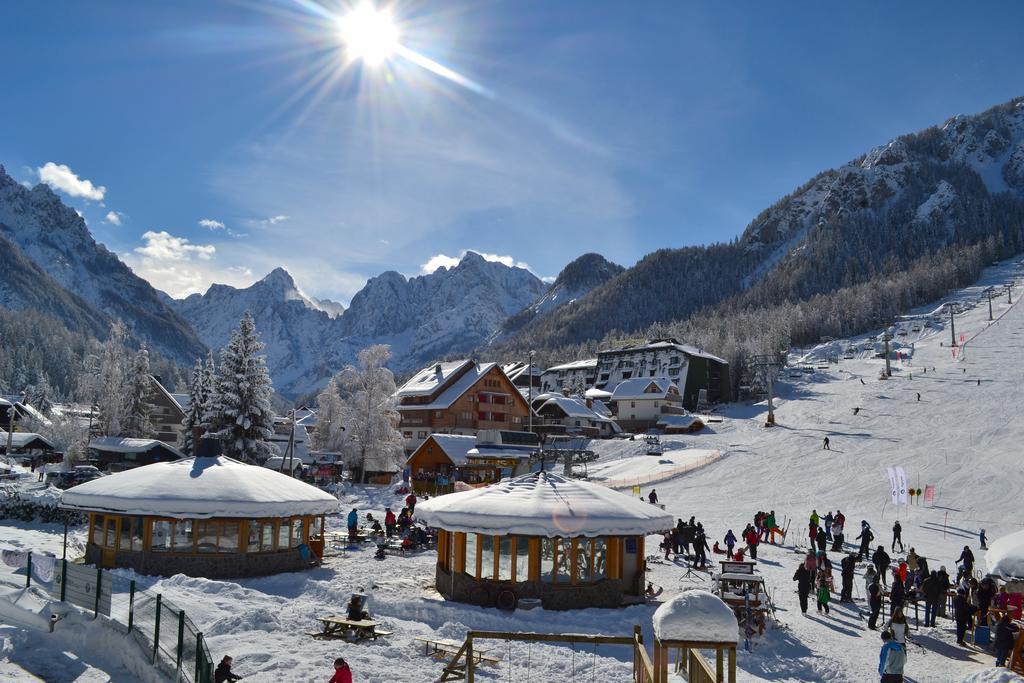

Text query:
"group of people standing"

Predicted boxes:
[[660, 516, 711, 569]]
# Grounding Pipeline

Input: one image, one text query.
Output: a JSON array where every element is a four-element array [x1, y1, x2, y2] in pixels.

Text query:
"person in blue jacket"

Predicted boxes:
[[878, 630, 906, 682], [347, 508, 359, 542]]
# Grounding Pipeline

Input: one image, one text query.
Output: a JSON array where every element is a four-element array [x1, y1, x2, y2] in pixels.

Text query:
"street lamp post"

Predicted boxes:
[[527, 350, 535, 435]]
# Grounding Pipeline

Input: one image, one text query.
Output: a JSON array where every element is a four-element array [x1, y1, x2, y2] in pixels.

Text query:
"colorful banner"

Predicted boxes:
[[923, 484, 936, 504]]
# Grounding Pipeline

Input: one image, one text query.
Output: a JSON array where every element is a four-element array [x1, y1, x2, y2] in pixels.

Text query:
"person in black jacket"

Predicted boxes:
[[816, 527, 828, 553], [995, 612, 1021, 667], [693, 526, 710, 569], [956, 546, 975, 583], [873, 546, 891, 586], [921, 571, 943, 627], [793, 562, 813, 614], [839, 553, 857, 602], [868, 576, 883, 630], [857, 524, 874, 560], [889, 571, 905, 616], [215, 656, 242, 683], [936, 566, 952, 617], [953, 588, 975, 645], [977, 576, 996, 621], [891, 521, 904, 553]]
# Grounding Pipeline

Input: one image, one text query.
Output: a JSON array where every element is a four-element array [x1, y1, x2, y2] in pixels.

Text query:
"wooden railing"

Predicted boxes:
[[445, 627, 653, 682], [675, 647, 718, 683]]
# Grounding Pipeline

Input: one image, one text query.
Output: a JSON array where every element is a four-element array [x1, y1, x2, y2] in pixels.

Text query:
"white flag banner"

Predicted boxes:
[[886, 467, 899, 505], [895, 466, 909, 505]]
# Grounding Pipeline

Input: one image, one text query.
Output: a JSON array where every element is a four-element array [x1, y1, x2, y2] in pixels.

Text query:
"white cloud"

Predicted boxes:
[[264, 215, 289, 225], [104, 211, 124, 226], [199, 218, 225, 230], [420, 249, 532, 275], [134, 230, 216, 261], [37, 162, 106, 200]]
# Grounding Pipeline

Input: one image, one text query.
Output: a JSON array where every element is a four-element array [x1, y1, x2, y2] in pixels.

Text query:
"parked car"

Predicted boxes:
[[45, 467, 104, 489]]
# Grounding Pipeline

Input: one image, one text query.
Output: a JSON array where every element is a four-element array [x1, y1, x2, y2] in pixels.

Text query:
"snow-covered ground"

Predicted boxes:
[[4, 258, 1024, 682]]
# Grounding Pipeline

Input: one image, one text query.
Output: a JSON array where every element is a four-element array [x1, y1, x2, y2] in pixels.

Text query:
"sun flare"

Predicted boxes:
[[337, 2, 399, 66]]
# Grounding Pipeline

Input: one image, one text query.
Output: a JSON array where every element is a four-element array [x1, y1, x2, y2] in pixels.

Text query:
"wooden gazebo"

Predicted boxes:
[[652, 589, 739, 683], [60, 456, 339, 579], [416, 471, 672, 610]]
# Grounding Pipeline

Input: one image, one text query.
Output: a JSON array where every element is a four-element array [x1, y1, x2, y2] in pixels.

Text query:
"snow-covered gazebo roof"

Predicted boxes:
[[653, 589, 739, 644], [415, 470, 672, 537], [986, 529, 1024, 580], [60, 456, 340, 519]]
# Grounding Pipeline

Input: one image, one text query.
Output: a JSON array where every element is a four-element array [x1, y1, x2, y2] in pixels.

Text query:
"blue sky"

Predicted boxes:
[[2, 1, 1023, 302]]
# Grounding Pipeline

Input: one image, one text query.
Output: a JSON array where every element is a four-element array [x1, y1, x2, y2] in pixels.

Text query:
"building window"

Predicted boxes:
[[497, 536, 513, 581], [465, 533, 478, 578], [403, 431, 412, 438], [631, 401, 636, 408], [480, 534, 496, 580], [512, 416, 522, 424], [622, 372, 632, 379], [434, 411, 442, 418], [119, 516, 144, 552], [418, 431, 427, 439], [277, 520, 291, 549], [151, 520, 172, 551], [91, 515, 105, 546], [172, 520, 194, 552]]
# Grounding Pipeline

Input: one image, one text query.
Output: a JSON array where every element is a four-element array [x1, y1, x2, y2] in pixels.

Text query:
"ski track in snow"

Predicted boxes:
[[3, 260, 1024, 681]]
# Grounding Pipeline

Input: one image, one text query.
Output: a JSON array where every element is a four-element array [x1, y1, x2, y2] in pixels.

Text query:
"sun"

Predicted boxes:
[[337, 2, 400, 67]]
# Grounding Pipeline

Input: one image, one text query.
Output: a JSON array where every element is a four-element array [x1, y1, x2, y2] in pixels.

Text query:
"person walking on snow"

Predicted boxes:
[[831, 520, 845, 551], [648, 489, 658, 505], [955, 546, 975, 583], [840, 553, 857, 602], [724, 530, 737, 559], [873, 546, 891, 586], [824, 512, 834, 541], [980, 529, 987, 549], [823, 436, 830, 450], [953, 588, 975, 645], [347, 508, 359, 543], [916, 393, 920, 401], [922, 571, 942, 627], [816, 527, 828, 554], [878, 630, 907, 683], [793, 560, 814, 615], [816, 570, 831, 614], [868, 575, 883, 630], [858, 523, 875, 561], [892, 521, 904, 553]]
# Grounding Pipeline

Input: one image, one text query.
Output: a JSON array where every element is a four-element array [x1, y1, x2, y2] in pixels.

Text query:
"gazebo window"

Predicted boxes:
[[248, 520, 276, 552], [464, 533, 478, 577], [593, 539, 608, 580], [574, 538, 592, 583], [277, 520, 291, 549], [555, 540, 571, 582], [515, 536, 530, 582], [497, 536, 513, 581], [91, 515, 105, 545], [220, 523, 240, 552], [173, 521, 194, 552], [151, 520, 172, 551], [196, 521, 220, 552], [291, 518, 305, 548], [540, 538, 556, 582], [479, 535, 495, 579], [119, 516, 144, 552]]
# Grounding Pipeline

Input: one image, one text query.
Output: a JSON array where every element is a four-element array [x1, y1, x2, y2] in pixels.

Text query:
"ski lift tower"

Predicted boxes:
[[749, 355, 780, 427]]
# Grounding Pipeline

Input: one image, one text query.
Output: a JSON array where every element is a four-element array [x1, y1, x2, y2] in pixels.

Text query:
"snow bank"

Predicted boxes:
[[61, 456, 339, 518], [986, 529, 1024, 579], [958, 669, 1024, 683], [416, 471, 672, 537], [652, 589, 739, 644]]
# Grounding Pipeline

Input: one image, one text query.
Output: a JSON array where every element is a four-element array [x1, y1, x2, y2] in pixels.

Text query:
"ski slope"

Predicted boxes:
[[3, 260, 1024, 682]]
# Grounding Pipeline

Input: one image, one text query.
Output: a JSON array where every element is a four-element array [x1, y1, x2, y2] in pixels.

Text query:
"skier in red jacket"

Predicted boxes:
[[744, 525, 760, 560], [384, 508, 397, 537]]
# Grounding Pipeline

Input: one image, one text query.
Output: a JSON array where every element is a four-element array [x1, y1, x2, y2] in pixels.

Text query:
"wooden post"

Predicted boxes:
[[153, 594, 162, 663], [466, 634, 475, 683], [93, 567, 102, 618], [655, 640, 668, 683], [716, 648, 724, 682], [728, 646, 737, 682], [128, 580, 135, 632]]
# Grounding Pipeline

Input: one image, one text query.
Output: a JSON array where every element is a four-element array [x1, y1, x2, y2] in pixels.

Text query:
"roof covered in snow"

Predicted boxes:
[[600, 339, 728, 365], [398, 362, 501, 410], [169, 393, 191, 412], [60, 456, 340, 518], [88, 437, 185, 458], [610, 378, 678, 401], [415, 471, 672, 537], [656, 414, 704, 429], [986, 529, 1024, 580], [584, 388, 613, 400], [397, 360, 473, 397], [536, 395, 616, 423], [544, 358, 598, 373], [652, 589, 739, 644], [0, 432, 56, 450], [411, 433, 478, 466]]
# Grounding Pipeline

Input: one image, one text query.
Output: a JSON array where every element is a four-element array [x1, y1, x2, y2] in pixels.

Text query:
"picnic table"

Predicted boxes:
[[310, 616, 393, 641], [413, 637, 501, 665]]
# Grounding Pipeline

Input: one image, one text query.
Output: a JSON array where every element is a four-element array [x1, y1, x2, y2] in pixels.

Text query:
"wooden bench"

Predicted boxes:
[[310, 616, 393, 641], [413, 637, 501, 665]]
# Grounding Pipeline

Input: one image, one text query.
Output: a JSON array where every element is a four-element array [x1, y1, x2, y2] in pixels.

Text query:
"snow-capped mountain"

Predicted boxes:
[[500, 96, 1024, 352], [170, 268, 355, 397], [173, 252, 546, 397], [0, 166, 207, 362], [496, 252, 623, 339]]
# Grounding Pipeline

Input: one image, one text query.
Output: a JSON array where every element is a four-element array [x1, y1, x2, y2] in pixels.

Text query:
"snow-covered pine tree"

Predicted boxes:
[[123, 345, 153, 438], [312, 375, 345, 452], [334, 344, 404, 483], [201, 350, 216, 426], [180, 358, 206, 455], [92, 321, 131, 436], [205, 312, 276, 464]]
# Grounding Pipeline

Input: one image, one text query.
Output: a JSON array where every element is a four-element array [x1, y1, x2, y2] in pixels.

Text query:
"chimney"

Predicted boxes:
[[586, 398, 593, 409], [434, 363, 443, 376], [561, 387, 570, 397]]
